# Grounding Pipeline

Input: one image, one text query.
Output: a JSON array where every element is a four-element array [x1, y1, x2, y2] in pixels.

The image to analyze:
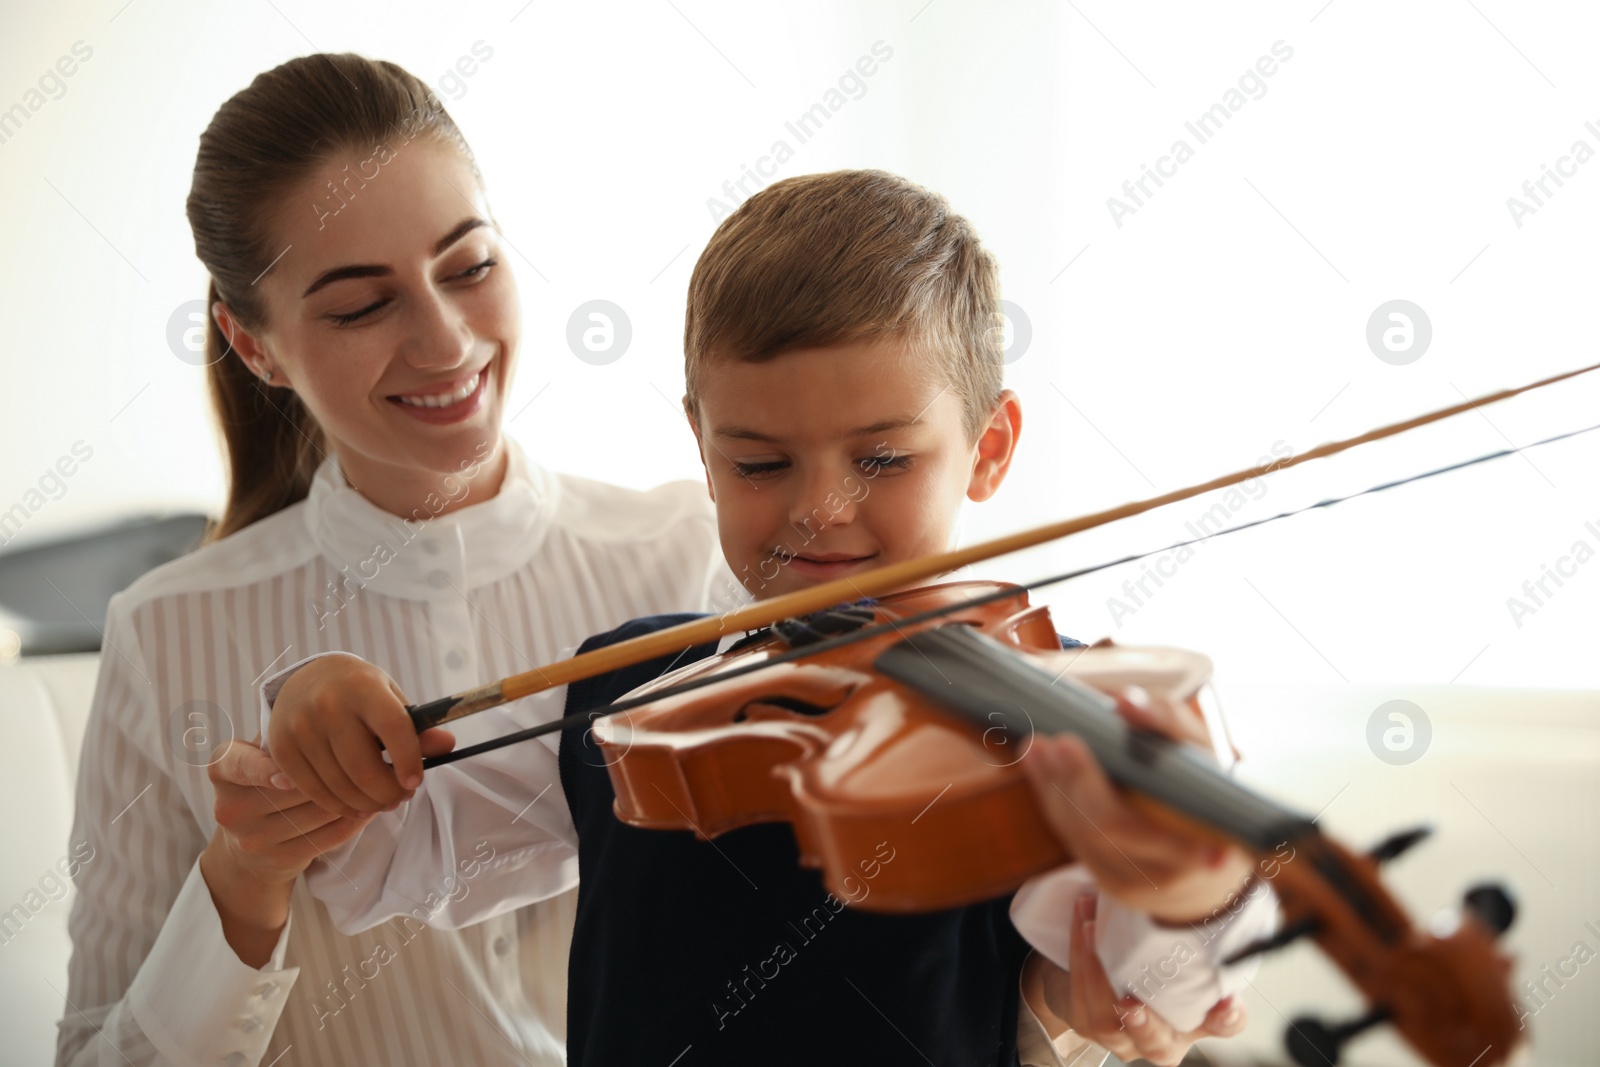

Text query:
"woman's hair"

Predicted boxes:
[[683, 169, 1004, 441], [188, 53, 476, 543]]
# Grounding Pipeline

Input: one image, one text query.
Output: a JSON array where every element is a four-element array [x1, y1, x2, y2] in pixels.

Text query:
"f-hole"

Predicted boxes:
[[732, 696, 839, 722]]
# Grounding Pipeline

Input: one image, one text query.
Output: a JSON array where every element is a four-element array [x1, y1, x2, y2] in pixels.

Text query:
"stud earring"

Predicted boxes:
[[260, 368, 274, 383]]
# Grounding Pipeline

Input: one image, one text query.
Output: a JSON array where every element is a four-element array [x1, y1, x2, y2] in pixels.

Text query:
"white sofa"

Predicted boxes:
[[3, 657, 1595, 1066], [0, 653, 99, 1067]]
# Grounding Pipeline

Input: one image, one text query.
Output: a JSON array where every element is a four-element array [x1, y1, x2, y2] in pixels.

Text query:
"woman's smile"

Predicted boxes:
[[385, 354, 495, 425]]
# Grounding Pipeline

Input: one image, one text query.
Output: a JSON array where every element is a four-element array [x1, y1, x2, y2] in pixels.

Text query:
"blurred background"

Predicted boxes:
[[0, 1, 1595, 1064]]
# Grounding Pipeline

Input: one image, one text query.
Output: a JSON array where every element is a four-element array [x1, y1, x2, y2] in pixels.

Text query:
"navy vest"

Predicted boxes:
[[558, 613, 1083, 1066]]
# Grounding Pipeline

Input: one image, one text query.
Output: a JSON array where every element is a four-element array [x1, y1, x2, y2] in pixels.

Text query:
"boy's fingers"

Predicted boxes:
[[366, 704, 425, 792], [1111, 686, 1211, 750], [1034, 736, 1216, 879], [327, 714, 409, 810], [418, 727, 456, 759], [1028, 735, 1123, 846], [1112, 691, 1167, 733], [298, 734, 375, 817], [1027, 736, 1222, 911]]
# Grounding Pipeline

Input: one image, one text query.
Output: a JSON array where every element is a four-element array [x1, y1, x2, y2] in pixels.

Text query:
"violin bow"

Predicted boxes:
[[407, 358, 1600, 734]]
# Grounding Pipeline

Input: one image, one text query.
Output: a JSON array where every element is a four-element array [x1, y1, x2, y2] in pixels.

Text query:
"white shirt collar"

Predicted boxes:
[[303, 435, 560, 600]]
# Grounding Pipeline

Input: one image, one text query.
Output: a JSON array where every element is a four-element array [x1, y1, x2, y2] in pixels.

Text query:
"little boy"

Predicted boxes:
[[263, 170, 1274, 1065]]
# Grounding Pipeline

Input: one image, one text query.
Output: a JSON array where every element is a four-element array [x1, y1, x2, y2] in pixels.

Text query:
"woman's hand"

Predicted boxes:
[[199, 736, 379, 966], [201, 724, 456, 966], [1024, 895, 1248, 1066], [267, 652, 456, 817], [1020, 690, 1254, 925]]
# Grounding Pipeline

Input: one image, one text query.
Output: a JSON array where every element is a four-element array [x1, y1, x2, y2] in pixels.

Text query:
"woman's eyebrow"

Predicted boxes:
[[300, 217, 490, 297]]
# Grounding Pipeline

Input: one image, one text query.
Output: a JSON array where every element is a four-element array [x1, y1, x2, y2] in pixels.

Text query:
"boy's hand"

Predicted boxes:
[[267, 653, 456, 817], [1025, 895, 1248, 1066], [1021, 690, 1254, 925]]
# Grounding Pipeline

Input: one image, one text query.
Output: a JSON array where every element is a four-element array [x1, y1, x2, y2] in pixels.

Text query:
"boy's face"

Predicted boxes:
[[688, 337, 1020, 601]]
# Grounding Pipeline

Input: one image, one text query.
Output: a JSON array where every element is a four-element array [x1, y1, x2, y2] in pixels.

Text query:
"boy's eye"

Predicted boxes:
[[859, 453, 913, 473], [731, 459, 789, 478], [324, 258, 497, 326]]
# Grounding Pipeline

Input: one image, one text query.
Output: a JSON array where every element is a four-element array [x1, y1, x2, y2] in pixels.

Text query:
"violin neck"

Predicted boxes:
[[874, 624, 1318, 854]]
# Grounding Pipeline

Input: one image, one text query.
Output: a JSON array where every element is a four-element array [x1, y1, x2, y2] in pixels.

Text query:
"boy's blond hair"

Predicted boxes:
[[684, 169, 1004, 439]]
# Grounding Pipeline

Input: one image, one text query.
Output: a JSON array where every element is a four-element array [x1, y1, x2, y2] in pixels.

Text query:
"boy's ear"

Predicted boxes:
[[967, 390, 1022, 503], [682, 394, 716, 502]]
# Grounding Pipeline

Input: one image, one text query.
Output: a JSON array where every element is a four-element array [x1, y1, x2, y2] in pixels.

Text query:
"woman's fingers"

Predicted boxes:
[[1119, 995, 1246, 1066], [209, 738, 283, 791], [1065, 895, 1131, 1044], [276, 812, 378, 867], [251, 794, 350, 846], [1041, 895, 1212, 1066], [1119, 1000, 1183, 1067], [1063, 897, 1096, 1028]]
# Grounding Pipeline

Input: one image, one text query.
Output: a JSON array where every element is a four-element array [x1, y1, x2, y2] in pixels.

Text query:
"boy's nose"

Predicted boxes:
[[786, 467, 859, 537]]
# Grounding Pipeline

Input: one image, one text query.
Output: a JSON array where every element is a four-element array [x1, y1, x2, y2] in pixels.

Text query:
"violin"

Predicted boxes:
[[592, 580, 1522, 1067], [403, 366, 1600, 1066]]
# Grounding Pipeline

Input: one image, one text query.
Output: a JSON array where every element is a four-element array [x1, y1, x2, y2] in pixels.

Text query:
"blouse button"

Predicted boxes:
[[493, 934, 512, 957], [220, 1054, 248, 1067], [252, 981, 280, 1000], [237, 1016, 262, 1034], [427, 569, 449, 589], [421, 539, 441, 555], [445, 649, 465, 670]]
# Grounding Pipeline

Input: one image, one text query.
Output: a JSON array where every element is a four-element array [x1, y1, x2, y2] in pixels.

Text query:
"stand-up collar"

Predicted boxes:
[[303, 436, 559, 600]]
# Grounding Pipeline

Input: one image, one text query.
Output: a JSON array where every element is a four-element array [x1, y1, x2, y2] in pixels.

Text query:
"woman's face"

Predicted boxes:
[[219, 139, 518, 514]]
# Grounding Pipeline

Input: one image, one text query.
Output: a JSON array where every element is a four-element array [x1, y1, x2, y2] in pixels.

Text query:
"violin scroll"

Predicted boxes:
[[1268, 833, 1522, 1066]]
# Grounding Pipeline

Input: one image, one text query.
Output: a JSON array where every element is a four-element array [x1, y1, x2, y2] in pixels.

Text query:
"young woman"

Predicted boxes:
[[58, 53, 1246, 1067], [57, 54, 723, 1067]]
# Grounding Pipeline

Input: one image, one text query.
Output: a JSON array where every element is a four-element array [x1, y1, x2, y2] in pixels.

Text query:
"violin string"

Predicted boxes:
[[423, 415, 1600, 768]]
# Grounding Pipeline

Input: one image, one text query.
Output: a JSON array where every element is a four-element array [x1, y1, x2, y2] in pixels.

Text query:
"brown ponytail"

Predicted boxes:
[[188, 53, 477, 543]]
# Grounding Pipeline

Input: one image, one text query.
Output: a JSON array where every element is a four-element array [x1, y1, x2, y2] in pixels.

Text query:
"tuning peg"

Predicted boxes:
[[1367, 824, 1433, 863], [1285, 1008, 1389, 1066], [1463, 882, 1516, 936], [1222, 917, 1319, 965]]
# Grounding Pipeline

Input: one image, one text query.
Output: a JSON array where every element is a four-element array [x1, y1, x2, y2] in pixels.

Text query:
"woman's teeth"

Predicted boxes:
[[396, 372, 480, 408]]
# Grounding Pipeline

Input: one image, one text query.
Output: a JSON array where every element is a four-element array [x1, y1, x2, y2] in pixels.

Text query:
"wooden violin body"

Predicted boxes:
[[596, 581, 1220, 911]]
